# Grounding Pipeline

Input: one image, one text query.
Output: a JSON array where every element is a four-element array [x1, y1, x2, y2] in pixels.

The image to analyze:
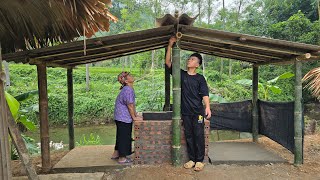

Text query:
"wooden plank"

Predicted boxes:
[[6, 103, 39, 180], [65, 43, 167, 66], [0, 42, 12, 180], [36, 63, 51, 172], [67, 68, 75, 150]]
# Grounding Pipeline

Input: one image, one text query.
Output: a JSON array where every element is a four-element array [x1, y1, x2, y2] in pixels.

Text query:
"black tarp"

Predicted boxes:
[[258, 100, 303, 153], [210, 100, 252, 132]]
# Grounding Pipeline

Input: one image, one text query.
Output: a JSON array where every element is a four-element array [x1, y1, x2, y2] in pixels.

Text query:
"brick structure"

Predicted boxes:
[[134, 119, 210, 165]]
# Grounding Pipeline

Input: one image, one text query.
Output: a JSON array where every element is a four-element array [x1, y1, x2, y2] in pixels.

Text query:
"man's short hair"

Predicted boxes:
[[190, 53, 202, 65]]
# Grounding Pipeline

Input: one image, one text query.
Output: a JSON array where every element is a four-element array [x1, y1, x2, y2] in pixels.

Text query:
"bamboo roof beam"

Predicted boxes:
[[37, 35, 171, 60], [180, 33, 308, 56], [256, 53, 320, 65], [67, 43, 167, 66], [181, 25, 320, 52], [180, 41, 280, 61], [57, 41, 167, 65], [180, 44, 262, 63]]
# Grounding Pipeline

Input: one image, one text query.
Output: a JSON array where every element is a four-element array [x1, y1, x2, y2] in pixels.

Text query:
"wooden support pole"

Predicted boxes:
[[67, 68, 75, 150], [252, 64, 259, 142], [172, 43, 181, 166], [294, 59, 303, 165], [164, 47, 171, 111], [37, 63, 51, 172], [6, 103, 39, 180], [0, 43, 12, 180]]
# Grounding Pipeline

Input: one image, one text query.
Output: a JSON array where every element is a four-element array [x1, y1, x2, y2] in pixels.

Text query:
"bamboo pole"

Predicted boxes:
[[164, 47, 171, 111], [252, 64, 259, 142], [294, 59, 303, 165], [37, 63, 51, 172], [67, 68, 75, 150], [172, 43, 181, 166], [6, 103, 39, 180], [0, 43, 12, 180]]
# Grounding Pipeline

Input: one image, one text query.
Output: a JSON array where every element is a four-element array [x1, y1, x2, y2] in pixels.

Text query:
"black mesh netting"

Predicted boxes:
[[210, 100, 252, 132], [209, 99, 303, 154], [258, 100, 303, 153]]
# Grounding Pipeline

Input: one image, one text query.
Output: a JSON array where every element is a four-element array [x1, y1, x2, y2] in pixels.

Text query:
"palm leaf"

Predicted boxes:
[[303, 67, 320, 100]]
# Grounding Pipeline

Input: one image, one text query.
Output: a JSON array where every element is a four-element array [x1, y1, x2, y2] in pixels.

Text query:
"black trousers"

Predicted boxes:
[[114, 120, 132, 157], [182, 115, 205, 162]]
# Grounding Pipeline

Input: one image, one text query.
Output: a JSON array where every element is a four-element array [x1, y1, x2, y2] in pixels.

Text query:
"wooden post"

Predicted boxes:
[[67, 68, 75, 150], [0, 43, 12, 180], [294, 59, 303, 165], [172, 43, 181, 166], [6, 103, 39, 180], [86, 64, 90, 91], [252, 64, 259, 142], [37, 63, 51, 172], [164, 47, 171, 111]]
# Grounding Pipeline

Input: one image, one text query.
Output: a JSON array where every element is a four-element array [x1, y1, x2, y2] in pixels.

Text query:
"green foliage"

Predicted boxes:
[[11, 134, 39, 160], [236, 72, 294, 101], [76, 133, 102, 146]]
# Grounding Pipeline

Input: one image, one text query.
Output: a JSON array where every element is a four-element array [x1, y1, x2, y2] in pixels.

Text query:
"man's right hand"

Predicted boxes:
[[168, 36, 177, 47]]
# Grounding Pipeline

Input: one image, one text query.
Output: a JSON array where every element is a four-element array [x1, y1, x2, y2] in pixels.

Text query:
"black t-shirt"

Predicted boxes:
[[167, 65, 209, 115]]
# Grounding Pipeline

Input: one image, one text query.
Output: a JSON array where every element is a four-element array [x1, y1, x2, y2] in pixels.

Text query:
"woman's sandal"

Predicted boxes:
[[183, 160, 195, 169], [118, 158, 133, 164], [194, 162, 205, 171], [111, 156, 119, 160]]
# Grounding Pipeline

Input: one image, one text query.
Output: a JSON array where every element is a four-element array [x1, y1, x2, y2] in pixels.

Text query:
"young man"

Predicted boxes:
[[166, 37, 211, 171]]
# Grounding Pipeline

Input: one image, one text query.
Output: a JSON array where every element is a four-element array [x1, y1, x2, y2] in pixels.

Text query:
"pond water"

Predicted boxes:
[[25, 124, 252, 149]]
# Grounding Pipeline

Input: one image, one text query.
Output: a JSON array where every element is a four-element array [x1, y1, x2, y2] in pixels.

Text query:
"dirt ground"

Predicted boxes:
[[12, 133, 320, 180]]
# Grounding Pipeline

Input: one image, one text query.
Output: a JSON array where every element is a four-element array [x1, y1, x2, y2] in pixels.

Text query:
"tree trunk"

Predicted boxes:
[[198, 0, 202, 24], [220, 58, 224, 80], [3, 61, 10, 88], [207, 0, 212, 24], [86, 64, 90, 92], [229, 59, 232, 77], [318, 0, 320, 21], [220, 0, 225, 78], [151, 50, 155, 71]]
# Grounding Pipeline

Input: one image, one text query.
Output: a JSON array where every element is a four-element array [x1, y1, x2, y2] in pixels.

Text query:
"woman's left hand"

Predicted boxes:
[[133, 115, 143, 121]]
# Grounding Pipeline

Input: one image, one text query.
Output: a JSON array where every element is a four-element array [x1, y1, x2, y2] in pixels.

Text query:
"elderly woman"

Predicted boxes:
[[111, 71, 142, 164]]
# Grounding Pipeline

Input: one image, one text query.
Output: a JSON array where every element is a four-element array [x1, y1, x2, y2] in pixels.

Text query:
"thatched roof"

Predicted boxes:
[[0, 0, 117, 53]]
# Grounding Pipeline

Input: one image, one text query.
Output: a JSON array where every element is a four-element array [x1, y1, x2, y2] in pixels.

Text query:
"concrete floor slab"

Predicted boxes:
[[209, 142, 287, 165], [53, 143, 286, 173], [13, 173, 104, 180], [53, 145, 129, 173]]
